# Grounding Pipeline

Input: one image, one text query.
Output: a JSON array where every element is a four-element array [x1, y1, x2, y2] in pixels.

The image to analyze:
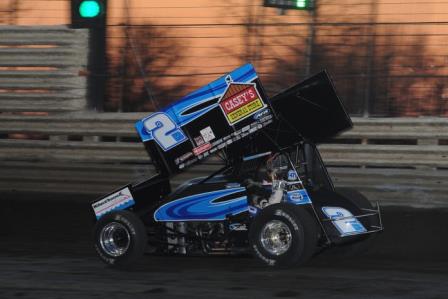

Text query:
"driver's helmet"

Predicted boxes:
[[265, 153, 289, 181]]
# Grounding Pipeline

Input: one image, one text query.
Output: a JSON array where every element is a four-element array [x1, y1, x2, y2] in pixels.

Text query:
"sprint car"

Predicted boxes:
[[91, 64, 383, 267]]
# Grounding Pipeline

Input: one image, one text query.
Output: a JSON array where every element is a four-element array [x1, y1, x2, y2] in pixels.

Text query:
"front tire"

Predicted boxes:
[[249, 203, 318, 267], [93, 210, 147, 267]]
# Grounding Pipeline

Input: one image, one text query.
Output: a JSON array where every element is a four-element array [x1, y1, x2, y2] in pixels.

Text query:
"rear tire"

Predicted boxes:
[[249, 203, 318, 267], [93, 210, 147, 267]]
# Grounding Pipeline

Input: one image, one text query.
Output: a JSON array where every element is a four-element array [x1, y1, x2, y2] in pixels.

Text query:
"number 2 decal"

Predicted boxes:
[[143, 112, 187, 151]]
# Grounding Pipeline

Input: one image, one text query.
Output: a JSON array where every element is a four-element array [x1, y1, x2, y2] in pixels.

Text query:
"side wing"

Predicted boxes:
[[135, 64, 274, 175]]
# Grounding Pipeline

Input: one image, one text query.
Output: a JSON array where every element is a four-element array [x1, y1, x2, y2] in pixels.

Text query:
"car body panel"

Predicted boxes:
[[154, 187, 248, 222]]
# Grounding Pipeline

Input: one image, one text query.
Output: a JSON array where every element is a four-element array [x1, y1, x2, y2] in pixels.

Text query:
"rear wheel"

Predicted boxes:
[[93, 210, 147, 267], [249, 203, 318, 267]]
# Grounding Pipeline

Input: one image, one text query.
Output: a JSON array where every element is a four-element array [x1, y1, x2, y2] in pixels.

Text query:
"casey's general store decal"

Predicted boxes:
[[219, 83, 265, 125]]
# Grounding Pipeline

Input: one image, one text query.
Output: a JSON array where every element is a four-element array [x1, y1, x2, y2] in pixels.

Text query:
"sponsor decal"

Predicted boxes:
[[322, 207, 367, 237], [177, 117, 273, 169], [175, 152, 194, 165], [200, 126, 216, 143], [285, 189, 311, 205], [193, 142, 212, 156], [212, 138, 223, 147], [229, 223, 247, 231], [179, 152, 193, 161], [219, 83, 266, 125], [288, 170, 298, 181], [286, 181, 303, 191], [92, 187, 135, 219], [290, 192, 303, 201], [194, 135, 205, 146], [248, 205, 258, 215], [253, 108, 270, 120]]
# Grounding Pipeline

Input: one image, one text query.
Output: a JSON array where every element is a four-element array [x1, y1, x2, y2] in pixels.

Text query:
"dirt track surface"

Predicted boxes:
[[1, 192, 448, 299]]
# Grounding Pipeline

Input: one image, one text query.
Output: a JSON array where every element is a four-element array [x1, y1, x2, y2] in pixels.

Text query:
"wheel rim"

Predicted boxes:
[[99, 222, 131, 257], [260, 220, 293, 256]]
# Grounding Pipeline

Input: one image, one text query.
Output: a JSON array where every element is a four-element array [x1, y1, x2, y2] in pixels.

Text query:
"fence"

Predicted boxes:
[[0, 113, 447, 208], [2, 1, 448, 116], [0, 26, 88, 113]]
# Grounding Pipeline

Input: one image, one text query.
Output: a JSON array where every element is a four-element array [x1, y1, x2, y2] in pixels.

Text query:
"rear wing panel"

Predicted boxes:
[[269, 71, 353, 144]]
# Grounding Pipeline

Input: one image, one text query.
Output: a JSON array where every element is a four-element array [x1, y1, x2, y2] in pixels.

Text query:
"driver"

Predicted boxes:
[[244, 153, 288, 208]]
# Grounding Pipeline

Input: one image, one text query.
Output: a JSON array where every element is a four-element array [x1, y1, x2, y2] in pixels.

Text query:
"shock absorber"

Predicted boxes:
[[166, 222, 187, 254]]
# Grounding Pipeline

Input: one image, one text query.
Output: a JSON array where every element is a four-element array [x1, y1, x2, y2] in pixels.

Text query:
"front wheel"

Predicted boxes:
[[249, 203, 318, 267], [93, 210, 147, 267]]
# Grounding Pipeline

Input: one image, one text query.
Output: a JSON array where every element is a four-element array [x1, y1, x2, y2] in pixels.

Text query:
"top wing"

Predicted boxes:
[[265, 70, 353, 146], [135, 64, 274, 175]]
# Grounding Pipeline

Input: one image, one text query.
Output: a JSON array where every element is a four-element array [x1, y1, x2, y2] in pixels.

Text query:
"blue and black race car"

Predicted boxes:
[[91, 64, 383, 267]]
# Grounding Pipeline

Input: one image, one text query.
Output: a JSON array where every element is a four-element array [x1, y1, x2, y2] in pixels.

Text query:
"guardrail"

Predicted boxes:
[[0, 26, 88, 112], [0, 113, 447, 207]]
